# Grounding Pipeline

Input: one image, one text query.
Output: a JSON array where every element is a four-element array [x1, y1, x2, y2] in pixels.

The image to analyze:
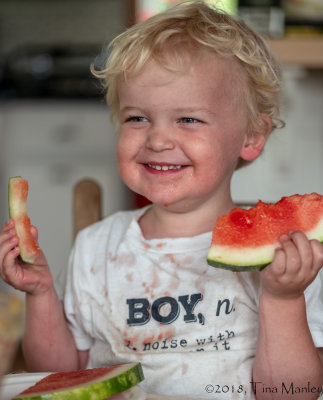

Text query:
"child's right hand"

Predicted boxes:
[[0, 219, 53, 295]]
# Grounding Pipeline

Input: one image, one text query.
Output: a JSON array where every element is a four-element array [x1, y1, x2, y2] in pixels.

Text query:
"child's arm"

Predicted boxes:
[[0, 220, 86, 371], [23, 286, 88, 371], [253, 231, 323, 400]]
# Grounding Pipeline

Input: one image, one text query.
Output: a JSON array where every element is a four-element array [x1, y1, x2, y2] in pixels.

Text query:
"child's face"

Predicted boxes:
[[116, 52, 251, 210]]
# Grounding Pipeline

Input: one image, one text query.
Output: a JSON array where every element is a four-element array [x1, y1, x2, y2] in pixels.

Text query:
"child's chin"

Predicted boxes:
[[153, 198, 190, 211], [137, 189, 188, 209], [148, 197, 175, 208]]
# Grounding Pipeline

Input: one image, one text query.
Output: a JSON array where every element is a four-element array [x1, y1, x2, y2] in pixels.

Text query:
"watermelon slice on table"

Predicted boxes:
[[207, 193, 323, 271], [12, 363, 144, 400], [8, 176, 41, 264]]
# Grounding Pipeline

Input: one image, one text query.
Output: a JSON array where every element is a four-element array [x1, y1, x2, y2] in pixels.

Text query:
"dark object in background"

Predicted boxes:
[[0, 45, 105, 99], [239, 0, 285, 37], [282, 0, 323, 36]]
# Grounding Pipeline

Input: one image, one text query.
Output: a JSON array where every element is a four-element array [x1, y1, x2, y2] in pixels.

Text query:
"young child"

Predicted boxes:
[[1, 2, 323, 399]]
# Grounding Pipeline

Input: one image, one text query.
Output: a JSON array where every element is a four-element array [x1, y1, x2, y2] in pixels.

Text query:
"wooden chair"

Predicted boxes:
[[73, 178, 102, 238]]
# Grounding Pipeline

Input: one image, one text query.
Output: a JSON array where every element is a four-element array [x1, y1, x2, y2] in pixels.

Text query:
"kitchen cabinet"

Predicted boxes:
[[0, 100, 128, 295]]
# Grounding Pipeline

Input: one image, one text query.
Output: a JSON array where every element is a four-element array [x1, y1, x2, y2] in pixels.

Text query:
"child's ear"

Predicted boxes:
[[240, 116, 272, 161]]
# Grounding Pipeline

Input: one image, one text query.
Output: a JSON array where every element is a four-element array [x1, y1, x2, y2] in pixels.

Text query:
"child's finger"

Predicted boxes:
[[270, 246, 287, 276], [310, 240, 323, 273], [1, 219, 15, 232], [0, 233, 18, 267], [289, 231, 313, 270], [30, 225, 39, 241], [279, 233, 301, 273], [0, 225, 15, 246], [1, 246, 20, 284]]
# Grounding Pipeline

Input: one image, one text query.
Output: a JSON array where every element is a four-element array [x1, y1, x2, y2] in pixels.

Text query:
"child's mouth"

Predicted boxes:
[[147, 163, 183, 171]]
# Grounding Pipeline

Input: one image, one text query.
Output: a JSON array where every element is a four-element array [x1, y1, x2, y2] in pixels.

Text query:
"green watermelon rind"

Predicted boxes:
[[13, 363, 144, 400], [207, 220, 323, 272], [207, 242, 276, 271], [207, 258, 269, 271]]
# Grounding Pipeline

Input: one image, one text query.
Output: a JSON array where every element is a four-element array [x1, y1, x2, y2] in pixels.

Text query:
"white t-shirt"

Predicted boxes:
[[64, 208, 323, 399]]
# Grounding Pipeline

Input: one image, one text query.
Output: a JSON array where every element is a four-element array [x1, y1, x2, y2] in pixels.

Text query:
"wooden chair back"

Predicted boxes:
[[73, 179, 102, 238]]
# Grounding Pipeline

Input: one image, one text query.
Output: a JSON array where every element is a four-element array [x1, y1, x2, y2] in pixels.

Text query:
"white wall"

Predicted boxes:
[[232, 67, 323, 205]]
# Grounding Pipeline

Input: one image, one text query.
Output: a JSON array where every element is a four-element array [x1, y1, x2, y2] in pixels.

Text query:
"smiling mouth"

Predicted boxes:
[[147, 163, 184, 171]]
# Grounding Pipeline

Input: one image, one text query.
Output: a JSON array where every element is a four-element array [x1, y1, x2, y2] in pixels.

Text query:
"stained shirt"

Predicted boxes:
[[64, 208, 323, 399]]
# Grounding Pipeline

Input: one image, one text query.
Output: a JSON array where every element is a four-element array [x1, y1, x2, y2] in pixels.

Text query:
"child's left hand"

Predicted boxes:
[[260, 231, 323, 300]]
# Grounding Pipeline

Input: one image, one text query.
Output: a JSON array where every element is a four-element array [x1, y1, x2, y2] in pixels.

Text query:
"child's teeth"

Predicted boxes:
[[148, 164, 182, 171]]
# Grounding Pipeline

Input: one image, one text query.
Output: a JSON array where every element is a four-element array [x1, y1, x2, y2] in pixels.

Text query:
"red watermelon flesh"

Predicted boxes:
[[13, 363, 144, 400], [207, 193, 323, 271]]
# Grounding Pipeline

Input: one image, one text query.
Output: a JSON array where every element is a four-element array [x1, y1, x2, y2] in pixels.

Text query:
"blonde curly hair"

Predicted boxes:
[[92, 0, 284, 141]]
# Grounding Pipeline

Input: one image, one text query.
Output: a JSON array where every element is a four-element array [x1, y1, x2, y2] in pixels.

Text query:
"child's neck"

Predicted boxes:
[[139, 198, 235, 239]]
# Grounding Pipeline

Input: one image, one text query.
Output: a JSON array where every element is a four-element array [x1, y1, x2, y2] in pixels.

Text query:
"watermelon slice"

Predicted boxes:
[[8, 176, 41, 264], [13, 363, 144, 400], [207, 193, 323, 271]]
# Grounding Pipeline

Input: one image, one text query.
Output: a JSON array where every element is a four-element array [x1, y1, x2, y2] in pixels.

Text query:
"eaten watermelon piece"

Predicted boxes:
[[8, 176, 41, 264], [13, 363, 144, 400], [207, 193, 323, 271]]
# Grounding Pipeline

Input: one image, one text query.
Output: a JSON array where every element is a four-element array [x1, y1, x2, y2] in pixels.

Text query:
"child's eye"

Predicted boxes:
[[125, 116, 148, 123], [179, 117, 200, 124]]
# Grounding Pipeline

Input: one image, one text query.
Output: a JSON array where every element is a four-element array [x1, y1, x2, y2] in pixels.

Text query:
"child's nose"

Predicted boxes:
[[145, 124, 175, 152]]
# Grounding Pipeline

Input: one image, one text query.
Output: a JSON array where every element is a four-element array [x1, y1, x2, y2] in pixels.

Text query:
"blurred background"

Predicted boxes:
[[0, 0, 322, 296]]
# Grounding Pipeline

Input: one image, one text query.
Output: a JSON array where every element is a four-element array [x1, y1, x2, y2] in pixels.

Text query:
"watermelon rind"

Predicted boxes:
[[207, 217, 323, 272], [8, 176, 26, 221], [207, 258, 269, 272], [8, 176, 40, 264], [207, 243, 274, 271], [13, 363, 144, 400]]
